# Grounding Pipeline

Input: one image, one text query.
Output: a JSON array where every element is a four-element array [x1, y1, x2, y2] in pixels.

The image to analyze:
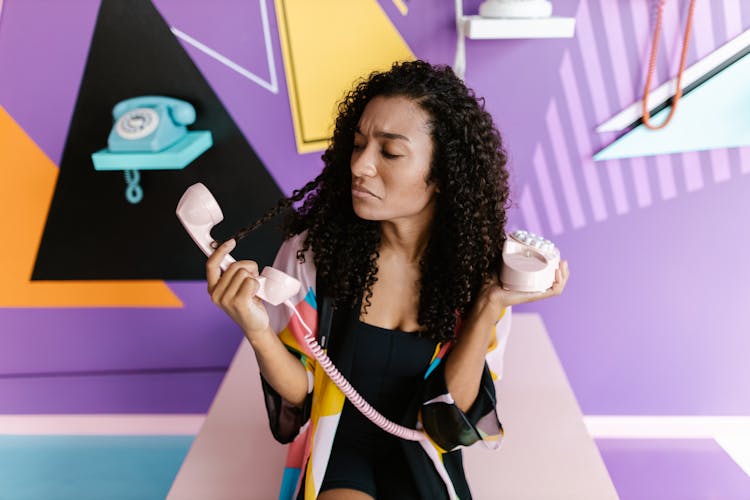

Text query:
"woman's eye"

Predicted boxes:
[[382, 150, 401, 159], [352, 143, 364, 151]]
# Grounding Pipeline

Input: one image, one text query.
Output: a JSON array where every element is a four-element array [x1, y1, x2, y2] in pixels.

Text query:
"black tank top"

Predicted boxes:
[[333, 319, 437, 446], [315, 319, 438, 498]]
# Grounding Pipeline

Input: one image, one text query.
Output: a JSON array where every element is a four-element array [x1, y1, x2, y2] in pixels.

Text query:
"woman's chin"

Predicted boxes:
[[352, 205, 383, 221]]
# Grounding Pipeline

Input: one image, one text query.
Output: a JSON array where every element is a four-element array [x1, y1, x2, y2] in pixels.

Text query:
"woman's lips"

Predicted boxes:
[[352, 186, 378, 199]]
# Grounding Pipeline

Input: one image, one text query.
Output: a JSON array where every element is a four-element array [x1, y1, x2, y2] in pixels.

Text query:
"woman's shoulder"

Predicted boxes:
[[277, 229, 312, 260], [273, 229, 316, 282], [285, 229, 309, 247]]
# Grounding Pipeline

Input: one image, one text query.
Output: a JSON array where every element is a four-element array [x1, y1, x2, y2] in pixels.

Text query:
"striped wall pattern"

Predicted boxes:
[[520, 0, 750, 236]]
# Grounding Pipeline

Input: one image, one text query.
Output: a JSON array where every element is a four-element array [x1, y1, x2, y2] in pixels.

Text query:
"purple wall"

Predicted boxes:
[[1, 0, 749, 417]]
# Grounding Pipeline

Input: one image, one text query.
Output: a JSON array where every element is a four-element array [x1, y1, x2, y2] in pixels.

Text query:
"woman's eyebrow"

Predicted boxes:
[[355, 127, 410, 142]]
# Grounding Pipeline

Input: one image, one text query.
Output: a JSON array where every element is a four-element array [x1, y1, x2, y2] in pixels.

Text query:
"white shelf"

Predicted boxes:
[[463, 15, 575, 40]]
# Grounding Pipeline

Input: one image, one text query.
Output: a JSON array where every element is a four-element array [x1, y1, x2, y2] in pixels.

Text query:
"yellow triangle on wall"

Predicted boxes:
[[0, 106, 182, 307], [275, 0, 414, 153]]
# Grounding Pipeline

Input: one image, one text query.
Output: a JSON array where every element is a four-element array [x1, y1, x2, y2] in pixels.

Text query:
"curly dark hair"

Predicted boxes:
[[230, 60, 510, 343]]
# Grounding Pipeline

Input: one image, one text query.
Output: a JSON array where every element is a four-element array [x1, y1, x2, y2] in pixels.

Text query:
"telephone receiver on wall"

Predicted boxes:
[[92, 96, 212, 205], [176, 183, 300, 306], [109, 96, 196, 153]]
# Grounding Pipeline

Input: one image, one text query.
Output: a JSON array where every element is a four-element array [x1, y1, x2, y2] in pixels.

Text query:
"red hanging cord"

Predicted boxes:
[[642, 0, 697, 130]]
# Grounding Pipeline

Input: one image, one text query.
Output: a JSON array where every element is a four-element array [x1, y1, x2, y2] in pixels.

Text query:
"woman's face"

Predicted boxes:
[[350, 95, 438, 225]]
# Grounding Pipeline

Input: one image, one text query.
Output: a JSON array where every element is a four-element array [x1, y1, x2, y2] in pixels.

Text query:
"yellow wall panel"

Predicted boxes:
[[275, 0, 414, 152]]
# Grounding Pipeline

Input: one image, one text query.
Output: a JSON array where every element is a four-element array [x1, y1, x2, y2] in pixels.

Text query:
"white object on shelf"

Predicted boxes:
[[479, 0, 553, 19], [453, 0, 576, 79], [464, 16, 575, 39]]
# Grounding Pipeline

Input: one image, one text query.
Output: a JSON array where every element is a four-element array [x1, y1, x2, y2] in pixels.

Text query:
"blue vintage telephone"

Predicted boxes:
[[108, 96, 196, 153], [91, 95, 212, 204]]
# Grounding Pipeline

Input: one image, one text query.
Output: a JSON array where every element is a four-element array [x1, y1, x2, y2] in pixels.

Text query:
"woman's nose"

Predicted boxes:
[[351, 147, 377, 177]]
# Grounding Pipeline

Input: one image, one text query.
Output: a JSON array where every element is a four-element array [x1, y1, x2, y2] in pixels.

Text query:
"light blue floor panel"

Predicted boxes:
[[0, 435, 193, 500]]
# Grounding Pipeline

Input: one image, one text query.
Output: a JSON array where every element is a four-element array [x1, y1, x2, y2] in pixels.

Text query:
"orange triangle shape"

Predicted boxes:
[[0, 105, 182, 307]]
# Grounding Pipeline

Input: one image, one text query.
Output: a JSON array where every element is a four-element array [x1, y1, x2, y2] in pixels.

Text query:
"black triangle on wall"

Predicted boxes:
[[32, 0, 285, 280]]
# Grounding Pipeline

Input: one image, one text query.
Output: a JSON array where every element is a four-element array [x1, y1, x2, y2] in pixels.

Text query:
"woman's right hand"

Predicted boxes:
[[206, 239, 271, 336]]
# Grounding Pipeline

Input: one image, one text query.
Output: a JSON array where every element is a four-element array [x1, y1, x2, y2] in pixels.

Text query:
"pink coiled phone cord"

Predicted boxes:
[[285, 300, 426, 442]]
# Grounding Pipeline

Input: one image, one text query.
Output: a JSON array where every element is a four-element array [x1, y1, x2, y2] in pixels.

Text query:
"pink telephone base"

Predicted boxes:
[[500, 230, 560, 293]]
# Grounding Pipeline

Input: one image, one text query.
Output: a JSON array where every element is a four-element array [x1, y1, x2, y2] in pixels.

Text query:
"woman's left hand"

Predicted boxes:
[[473, 260, 570, 322]]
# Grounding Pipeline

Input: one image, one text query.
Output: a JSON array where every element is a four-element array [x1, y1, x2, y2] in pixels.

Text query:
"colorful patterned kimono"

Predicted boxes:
[[263, 231, 512, 499]]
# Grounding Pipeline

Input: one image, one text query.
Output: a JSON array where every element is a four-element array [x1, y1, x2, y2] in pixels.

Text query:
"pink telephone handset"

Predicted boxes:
[[176, 183, 300, 306], [176, 183, 425, 442], [500, 230, 560, 292]]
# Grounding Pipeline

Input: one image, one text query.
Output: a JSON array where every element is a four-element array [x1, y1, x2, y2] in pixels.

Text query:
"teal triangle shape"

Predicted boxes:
[[594, 51, 750, 161]]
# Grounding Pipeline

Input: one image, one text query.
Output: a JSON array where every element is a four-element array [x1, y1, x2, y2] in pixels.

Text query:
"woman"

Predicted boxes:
[[206, 60, 569, 499]]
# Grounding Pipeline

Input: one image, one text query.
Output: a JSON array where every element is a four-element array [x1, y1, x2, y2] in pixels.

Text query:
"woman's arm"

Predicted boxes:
[[248, 324, 309, 407], [421, 261, 569, 450], [206, 239, 310, 407], [448, 260, 570, 411], [445, 305, 498, 412]]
